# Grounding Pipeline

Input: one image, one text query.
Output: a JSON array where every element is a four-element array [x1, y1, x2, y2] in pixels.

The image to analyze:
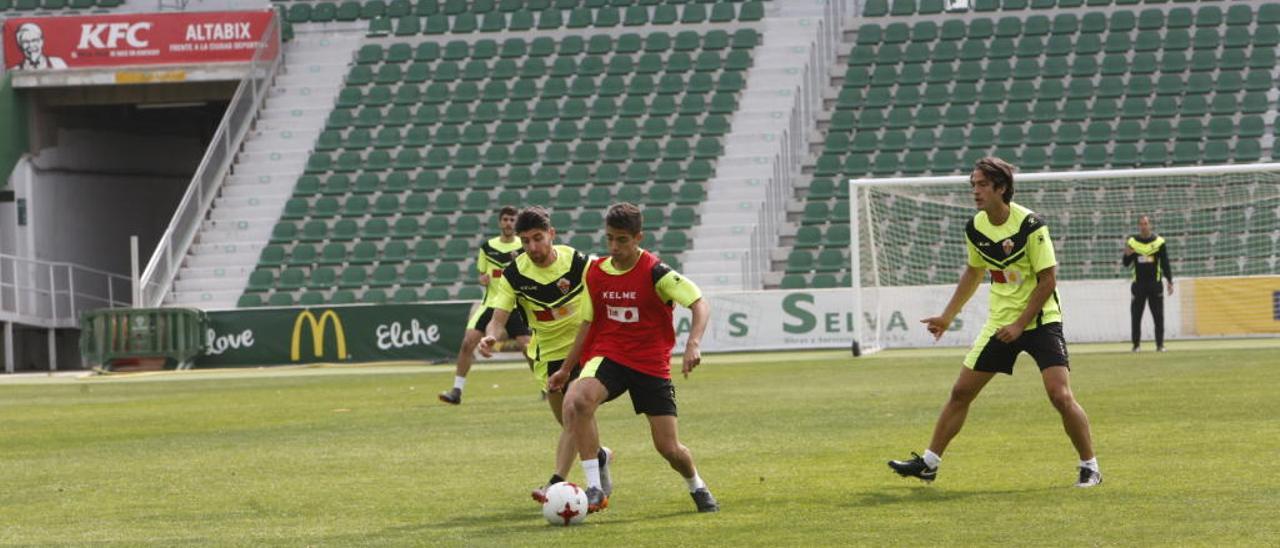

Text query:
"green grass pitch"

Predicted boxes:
[[2, 340, 1277, 545]]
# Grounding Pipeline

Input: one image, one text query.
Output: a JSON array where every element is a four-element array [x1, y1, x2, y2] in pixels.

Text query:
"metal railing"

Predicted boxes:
[[742, 0, 851, 289], [0, 253, 132, 328], [139, 12, 283, 307]]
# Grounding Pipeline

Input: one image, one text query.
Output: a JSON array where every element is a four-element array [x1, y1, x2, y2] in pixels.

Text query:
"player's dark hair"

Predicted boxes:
[[975, 157, 1016, 204], [515, 206, 552, 233], [498, 206, 518, 218], [605, 202, 643, 235]]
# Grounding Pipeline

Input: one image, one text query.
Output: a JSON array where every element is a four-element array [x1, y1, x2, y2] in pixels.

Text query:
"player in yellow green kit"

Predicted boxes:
[[438, 206, 532, 405], [888, 158, 1102, 488], [476, 206, 612, 503]]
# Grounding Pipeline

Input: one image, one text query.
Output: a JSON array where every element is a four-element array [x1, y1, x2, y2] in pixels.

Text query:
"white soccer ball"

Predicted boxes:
[[541, 482, 589, 526]]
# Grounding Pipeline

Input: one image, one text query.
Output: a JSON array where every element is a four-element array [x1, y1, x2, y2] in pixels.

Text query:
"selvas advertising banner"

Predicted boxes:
[[672, 280, 1168, 353], [673, 287, 988, 353], [198, 303, 472, 368], [3, 10, 276, 71]]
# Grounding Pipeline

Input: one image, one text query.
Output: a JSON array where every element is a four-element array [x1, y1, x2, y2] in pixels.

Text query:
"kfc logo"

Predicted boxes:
[[77, 22, 152, 49]]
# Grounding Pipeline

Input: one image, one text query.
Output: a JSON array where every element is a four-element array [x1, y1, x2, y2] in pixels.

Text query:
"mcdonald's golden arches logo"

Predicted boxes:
[[291, 309, 348, 361]]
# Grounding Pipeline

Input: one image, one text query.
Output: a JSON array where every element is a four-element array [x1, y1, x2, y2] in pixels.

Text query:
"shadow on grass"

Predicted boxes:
[[331, 507, 700, 542], [584, 509, 700, 525], [847, 485, 1055, 508], [309, 507, 550, 544]]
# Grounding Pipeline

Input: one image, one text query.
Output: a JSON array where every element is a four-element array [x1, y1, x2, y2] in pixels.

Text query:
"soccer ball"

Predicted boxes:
[[541, 482, 589, 526]]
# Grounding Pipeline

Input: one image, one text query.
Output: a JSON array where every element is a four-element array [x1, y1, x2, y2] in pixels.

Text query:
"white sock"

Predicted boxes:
[[922, 450, 942, 469], [453, 376, 466, 391], [582, 459, 602, 490], [1080, 457, 1099, 472], [684, 472, 706, 492]]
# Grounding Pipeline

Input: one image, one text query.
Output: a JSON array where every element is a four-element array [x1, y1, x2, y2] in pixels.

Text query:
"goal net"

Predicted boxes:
[[849, 163, 1280, 353]]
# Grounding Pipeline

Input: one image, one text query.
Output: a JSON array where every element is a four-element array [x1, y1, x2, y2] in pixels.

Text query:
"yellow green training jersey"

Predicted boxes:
[[488, 244, 588, 362], [477, 236, 523, 308], [1123, 235, 1171, 283], [965, 202, 1062, 329]]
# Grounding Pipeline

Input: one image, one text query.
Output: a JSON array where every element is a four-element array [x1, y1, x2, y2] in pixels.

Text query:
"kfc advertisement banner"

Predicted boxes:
[[3, 10, 276, 71]]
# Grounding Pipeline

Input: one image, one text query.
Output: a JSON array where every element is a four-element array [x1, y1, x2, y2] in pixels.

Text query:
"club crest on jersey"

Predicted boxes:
[[509, 250, 520, 260], [1001, 238, 1014, 255], [556, 277, 572, 294]]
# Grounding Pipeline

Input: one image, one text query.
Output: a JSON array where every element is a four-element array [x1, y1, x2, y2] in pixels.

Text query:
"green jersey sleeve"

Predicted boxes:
[[488, 273, 516, 312], [1027, 226, 1058, 273], [476, 248, 488, 275], [656, 270, 702, 307]]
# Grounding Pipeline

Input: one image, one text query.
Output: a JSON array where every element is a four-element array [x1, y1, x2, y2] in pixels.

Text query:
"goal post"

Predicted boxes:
[[848, 163, 1280, 353]]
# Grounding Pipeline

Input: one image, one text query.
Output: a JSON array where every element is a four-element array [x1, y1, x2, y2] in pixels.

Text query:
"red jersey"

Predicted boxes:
[[584, 251, 676, 379]]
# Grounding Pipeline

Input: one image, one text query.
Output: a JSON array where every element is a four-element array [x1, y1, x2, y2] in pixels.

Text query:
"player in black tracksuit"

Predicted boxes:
[[1123, 215, 1174, 352]]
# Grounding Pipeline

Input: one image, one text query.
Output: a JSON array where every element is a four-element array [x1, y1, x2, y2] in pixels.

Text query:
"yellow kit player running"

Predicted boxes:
[[888, 157, 1102, 488], [439, 206, 532, 405], [476, 207, 612, 503]]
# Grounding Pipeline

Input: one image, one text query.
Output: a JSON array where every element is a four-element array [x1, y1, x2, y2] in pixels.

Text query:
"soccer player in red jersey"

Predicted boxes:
[[551, 202, 718, 513]]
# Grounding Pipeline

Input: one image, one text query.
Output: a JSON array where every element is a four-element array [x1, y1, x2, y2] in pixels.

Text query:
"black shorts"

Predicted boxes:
[[467, 306, 531, 337], [541, 359, 581, 393], [966, 321, 1070, 375], [582, 356, 678, 417]]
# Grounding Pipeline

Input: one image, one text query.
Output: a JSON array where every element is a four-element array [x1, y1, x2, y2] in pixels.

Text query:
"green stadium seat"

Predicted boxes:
[[779, 274, 807, 289], [1235, 140, 1262, 162], [267, 292, 296, 307], [1171, 142, 1199, 165], [434, 262, 461, 285], [236, 293, 263, 309], [382, 241, 409, 263], [1199, 141, 1229, 164], [1050, 147, 1077, 170], [1236, 116, 1265, 138], [391, 288, 419, 304], [801, 201, 831, 225], [1081, 145, 1108, 168], [319, 290, 351, 305], [356, 289, 386, 305], [280, 243, 315, 268], [1175, 119, 1203, 142], [246, 269, 275, 293], [815, 250, 845, 273], [265, 266, 302, 292], [304, 267, 335, 291]]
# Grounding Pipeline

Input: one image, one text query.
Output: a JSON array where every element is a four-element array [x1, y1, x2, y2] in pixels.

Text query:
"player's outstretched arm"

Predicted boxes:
[[682, 298, 710, 378], [921, 265, 984, 340], [549, 320, 592, 392], [477, 308, 510, 358]]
